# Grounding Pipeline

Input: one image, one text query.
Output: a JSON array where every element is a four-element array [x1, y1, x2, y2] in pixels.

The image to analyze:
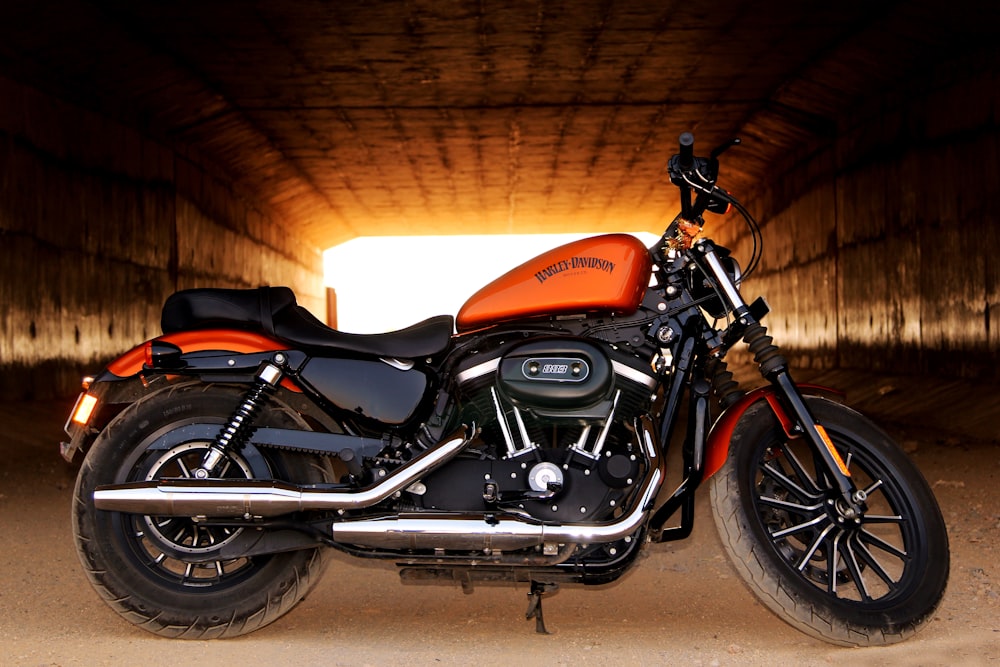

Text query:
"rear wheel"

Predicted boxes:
[[710, 397, 949, 646], [73, 383, 332, 638]]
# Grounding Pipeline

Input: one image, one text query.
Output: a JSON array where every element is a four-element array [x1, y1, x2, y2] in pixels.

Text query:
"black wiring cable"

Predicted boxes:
[[728, 196, 763, 280], [710, 189, 763, 281]]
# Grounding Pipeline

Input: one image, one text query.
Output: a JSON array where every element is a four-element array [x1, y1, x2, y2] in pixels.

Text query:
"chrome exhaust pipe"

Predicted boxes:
[[93, 427, 470, 518], [330, 467, 662, 551]]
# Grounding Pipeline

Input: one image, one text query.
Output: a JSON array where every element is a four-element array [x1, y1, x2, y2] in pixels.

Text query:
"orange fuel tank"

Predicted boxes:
[[456, 234, 652, 332]]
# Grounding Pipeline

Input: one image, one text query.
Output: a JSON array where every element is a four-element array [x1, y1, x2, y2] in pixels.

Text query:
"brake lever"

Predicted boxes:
[[710, 137, 742, 160]]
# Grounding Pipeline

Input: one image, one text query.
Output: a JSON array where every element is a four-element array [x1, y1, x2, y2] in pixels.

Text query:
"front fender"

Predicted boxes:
[[703, 383, 842, 479]]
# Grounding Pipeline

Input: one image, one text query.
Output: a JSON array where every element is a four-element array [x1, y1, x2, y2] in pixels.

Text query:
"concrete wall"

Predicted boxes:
[[3, 41, 998, 401], [719, 47, 999, 382], [0, 75, 326, 400]]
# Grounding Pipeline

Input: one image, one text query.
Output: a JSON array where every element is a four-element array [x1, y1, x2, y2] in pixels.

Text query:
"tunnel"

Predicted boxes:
[[2, 3, 1000, 660], [0, 1, 997, 400]]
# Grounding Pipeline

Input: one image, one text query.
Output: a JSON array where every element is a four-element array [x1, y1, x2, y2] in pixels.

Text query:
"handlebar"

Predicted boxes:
[[660, 132, 762, 282], [668, 132, 738, 221], [678, 132, 695, 170]]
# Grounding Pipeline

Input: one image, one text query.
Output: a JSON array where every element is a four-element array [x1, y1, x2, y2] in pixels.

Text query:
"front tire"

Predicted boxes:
[[710, 397, 948, 646], [73, 383, 332, 639]]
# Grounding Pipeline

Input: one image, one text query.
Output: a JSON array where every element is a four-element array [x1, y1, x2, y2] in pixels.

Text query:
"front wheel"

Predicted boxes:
[[710, 396, 949, 646], [73, 383, 333, 639]]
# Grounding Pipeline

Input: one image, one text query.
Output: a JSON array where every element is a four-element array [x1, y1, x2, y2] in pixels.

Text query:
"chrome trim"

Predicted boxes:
[[490, 387, 518, 456], [455, 356, 500, 385], [590, 389, 621, 459], [699, 241, 747, 311], [611, 360, 657, 390], [380, 357, 415, 371], [512, 405, 535, 452], [637, 415, 658, 460], [331, 467, 663, 550], [572, 424, 592, 451], [257, 362, 283, 386], [93, 428, 470, 518]]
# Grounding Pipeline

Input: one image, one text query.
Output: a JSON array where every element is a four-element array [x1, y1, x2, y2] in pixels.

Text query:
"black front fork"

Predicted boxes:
[[693, 240, 864, 515]]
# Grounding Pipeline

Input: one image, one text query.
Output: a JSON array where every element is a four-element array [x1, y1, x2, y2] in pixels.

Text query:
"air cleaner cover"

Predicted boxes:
[[498, 339, 612, 410]]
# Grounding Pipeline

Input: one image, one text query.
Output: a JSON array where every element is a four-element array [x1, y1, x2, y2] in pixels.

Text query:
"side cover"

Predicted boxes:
[[456, 234, 651, 332]]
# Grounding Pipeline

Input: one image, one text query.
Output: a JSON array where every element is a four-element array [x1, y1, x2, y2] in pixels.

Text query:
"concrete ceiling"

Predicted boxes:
[[0, 1, 985, 248]]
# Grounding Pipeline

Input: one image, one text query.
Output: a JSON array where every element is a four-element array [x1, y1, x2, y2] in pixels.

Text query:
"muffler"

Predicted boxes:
[[93, 427, 470, 517]]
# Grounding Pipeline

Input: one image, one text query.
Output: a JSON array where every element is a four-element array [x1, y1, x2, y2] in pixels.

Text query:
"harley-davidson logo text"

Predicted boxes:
[[534, 256, 616, 284]]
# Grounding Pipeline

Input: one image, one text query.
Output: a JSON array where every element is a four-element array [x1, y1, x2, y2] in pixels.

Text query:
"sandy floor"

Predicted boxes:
[[1, 372, 997, 666]]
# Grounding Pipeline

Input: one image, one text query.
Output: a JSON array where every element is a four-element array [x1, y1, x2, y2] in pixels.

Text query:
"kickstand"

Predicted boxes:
[[525, 581, 559, 634]]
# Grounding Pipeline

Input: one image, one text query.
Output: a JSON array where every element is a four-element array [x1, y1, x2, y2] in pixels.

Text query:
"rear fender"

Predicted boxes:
[[61, 329, 297, 463], [106, 329, 291, 378], [703, 383, 843, 479]]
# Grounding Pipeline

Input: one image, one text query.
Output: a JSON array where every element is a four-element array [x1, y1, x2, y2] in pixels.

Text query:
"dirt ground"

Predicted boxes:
[[1, 369, 998, 666]]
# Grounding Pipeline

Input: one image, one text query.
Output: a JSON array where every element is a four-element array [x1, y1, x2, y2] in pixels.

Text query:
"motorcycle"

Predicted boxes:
[[61, 133, 948, 646]]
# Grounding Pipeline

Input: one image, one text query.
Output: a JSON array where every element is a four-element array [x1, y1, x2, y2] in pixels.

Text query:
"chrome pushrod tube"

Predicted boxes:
[[93, 428, 470, 518], [330, 467, 662, 551]]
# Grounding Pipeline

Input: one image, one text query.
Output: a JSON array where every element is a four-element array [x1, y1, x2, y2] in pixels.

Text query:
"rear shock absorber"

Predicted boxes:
[[195, 357, 286, 478]]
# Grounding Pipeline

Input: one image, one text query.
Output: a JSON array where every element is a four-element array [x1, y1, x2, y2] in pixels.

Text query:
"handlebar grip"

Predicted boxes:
[[678, 132, 694, 169]]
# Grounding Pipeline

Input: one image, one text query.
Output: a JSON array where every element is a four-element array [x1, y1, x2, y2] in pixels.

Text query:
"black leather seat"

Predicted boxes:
[[161, 287, 454, 359]]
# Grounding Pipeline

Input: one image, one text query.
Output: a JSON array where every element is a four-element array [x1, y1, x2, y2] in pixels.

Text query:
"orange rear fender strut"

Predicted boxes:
[[105, 329, 299, 392]]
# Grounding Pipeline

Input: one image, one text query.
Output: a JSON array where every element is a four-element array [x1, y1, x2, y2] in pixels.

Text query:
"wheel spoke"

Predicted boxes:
[[771, 513, 830, 539], [173, 524, 194, 545], [828, 530, 842, 594], [839, 536, 873, 602], [776, 445, 822, 495], [175, 457, 192, 478], [858, 527, 908, 560], [757, 495, 825, 514], [850, 533, 898, 589], [796, 523, 837, 572], [761, 461, 823, 503], [863, 514, 904, 524], [862, 478, 884, 496]]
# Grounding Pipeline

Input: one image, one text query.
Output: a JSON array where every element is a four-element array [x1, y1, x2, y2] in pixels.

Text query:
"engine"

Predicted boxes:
[[413, 336, 659, 523]]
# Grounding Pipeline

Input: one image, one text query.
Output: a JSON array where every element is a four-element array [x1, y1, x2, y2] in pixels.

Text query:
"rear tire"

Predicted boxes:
[[73, 383, 332, 638], [710, 397, 949, 646]]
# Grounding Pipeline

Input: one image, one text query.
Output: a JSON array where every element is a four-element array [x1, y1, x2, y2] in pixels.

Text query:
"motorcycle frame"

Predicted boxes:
[[62, 137, 866, 565], [63, 234, 859, 541]]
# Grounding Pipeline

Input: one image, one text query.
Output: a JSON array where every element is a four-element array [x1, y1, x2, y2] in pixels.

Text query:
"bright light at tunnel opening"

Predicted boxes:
[[324, 233, 659, 334]]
